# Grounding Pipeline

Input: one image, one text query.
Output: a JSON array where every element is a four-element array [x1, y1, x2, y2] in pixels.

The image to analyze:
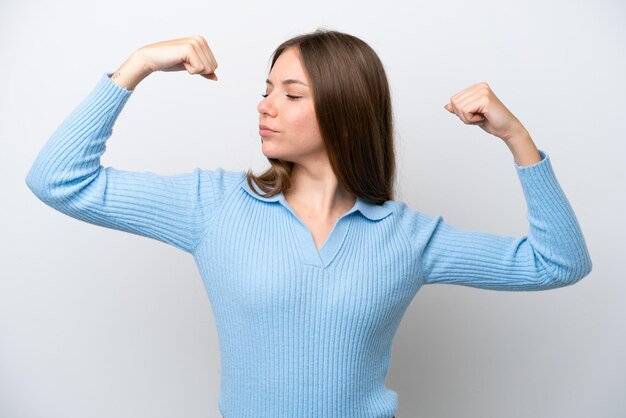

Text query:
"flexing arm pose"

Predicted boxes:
[[25, 36, 229, 254], [414, 83, 593, 289]]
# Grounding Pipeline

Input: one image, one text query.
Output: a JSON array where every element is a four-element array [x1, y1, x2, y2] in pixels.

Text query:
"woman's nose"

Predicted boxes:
[[257, 94, 276, 116]]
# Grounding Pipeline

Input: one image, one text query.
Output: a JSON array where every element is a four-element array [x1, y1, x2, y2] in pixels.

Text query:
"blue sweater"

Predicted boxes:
[[25, 72, 592, 418]]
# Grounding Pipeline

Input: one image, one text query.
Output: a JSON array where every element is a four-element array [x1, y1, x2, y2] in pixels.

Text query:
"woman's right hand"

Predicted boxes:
[[111, 35, 218, 90]]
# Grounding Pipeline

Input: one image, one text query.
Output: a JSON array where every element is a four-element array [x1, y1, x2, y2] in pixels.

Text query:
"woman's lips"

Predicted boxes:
[[259, 125, 278, 137]]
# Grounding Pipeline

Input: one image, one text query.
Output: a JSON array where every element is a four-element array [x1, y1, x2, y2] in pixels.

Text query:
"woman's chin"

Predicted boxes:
[[261, 142, 283, 159]]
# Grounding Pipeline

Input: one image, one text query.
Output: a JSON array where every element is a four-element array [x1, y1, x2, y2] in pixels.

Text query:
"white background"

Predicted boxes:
[[2, 0, 624, 417]]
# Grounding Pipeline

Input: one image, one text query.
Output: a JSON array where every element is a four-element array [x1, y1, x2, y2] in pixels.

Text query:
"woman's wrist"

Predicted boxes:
[[109, 51, 152, 91], [503, 125, 542, 167]]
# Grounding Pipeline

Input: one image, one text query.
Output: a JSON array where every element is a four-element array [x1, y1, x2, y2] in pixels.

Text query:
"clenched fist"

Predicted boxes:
[[444, 82, 526, 143], [136, 35, 218, 80], [444, 82, 542, 166], [110, 35, 218, 90]]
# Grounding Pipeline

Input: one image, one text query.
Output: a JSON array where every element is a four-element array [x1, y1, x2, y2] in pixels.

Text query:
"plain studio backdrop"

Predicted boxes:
[[1, 0, 624, 417]]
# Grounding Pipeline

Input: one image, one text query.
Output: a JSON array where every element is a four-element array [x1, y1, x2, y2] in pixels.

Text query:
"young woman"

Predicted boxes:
[[26, 29, 592, 418]]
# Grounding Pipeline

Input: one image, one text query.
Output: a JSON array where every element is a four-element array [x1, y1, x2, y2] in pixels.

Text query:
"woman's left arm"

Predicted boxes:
[[407, 83, 593, 290]]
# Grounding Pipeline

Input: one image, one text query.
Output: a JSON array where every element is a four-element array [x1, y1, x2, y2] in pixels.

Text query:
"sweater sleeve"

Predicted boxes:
[[400, 150, 592, 290], [25, 72, 242, 254]]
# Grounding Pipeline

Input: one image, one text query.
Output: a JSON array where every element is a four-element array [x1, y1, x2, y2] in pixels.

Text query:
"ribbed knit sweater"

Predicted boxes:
[[25, 72, 592, 418]]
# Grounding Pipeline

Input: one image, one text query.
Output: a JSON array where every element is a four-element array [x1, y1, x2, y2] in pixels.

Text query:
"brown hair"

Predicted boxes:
[[246, 28, 395, 204]]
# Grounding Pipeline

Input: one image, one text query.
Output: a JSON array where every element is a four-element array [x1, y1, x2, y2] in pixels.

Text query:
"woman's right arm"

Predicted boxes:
[[110, 34, 219, 91], [25, 36, 240, 255]]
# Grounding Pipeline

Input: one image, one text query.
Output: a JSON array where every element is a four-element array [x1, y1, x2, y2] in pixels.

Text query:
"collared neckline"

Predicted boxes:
[[239, 176, 392, 221]]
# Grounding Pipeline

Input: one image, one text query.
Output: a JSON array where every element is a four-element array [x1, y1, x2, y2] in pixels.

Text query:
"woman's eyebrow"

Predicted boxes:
[[266, 78, 308, 87]]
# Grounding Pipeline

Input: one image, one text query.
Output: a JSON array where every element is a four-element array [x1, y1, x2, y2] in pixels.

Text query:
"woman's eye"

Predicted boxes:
[[260, 92, 302, 100]]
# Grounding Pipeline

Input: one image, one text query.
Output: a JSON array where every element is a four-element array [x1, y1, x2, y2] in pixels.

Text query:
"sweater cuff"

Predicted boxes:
[[514, 149, 564, 208], [104, 71, 134, 94], [514, 149, 551, 178]]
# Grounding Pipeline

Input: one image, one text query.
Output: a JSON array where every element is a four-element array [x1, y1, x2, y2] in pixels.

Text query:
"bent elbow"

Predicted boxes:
[[26, 164, 101, 209], [25, 166, 49, 202], [574, 252, 593, 283], [26, 167, 63, 205], [553, 251, 593, 287]]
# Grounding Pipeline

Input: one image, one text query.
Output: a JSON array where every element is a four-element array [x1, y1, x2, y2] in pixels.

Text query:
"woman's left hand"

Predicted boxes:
[[444, 82, 543, 166], [444, 82, 526, 142]]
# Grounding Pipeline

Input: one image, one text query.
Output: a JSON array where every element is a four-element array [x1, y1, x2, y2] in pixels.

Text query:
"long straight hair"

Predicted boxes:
[[246, 29, 395, 205]]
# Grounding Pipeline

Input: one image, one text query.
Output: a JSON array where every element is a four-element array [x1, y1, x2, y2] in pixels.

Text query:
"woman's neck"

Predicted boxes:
[[284, 163, 356, 220]]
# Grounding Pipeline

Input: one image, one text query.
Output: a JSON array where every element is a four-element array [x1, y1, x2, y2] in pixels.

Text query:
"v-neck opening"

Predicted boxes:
[[278, 193, 357, 268]]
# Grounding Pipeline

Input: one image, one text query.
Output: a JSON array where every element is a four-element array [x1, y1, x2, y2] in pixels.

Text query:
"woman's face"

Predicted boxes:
[[257, 47, 325, 165]]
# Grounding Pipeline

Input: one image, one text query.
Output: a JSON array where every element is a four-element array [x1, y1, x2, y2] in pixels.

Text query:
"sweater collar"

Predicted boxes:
[[240, 178, 392, 221]]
